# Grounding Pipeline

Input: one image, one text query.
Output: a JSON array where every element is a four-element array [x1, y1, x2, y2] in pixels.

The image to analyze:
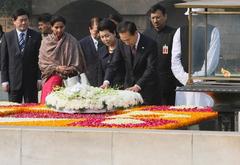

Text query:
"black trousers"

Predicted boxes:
[[159, 87, 176, 105], [156, 75, 177, 106], [8, 86, 38, 103]]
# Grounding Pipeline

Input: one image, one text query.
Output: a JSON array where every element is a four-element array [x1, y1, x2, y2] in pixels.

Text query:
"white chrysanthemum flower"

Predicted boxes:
[[45, 84, 143, 113]]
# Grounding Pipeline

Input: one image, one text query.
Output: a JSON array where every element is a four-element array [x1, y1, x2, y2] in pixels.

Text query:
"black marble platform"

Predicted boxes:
[[176, 82, 240, 93], [177, 82, 240, 131]]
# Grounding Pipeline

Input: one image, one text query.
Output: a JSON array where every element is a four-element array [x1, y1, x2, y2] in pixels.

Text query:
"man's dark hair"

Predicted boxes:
[[117, 21, 137, 35], [12, 8, 29, 20], [108, 14, 123, 24], [148, 3, 166, 15], [98, 18, 116, 34], [38, 13, 52, 23], [89, 17, 102, 29], [50, 15, 66, 26], [0, 24, 3, 32]]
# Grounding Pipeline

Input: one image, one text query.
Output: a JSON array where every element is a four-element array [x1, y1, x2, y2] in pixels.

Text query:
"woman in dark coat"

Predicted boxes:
[[98, 19, 125, 88]]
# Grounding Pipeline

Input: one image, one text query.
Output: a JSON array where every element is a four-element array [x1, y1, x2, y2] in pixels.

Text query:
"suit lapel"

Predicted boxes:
[[22, 29, 31, 55], [13, 30, 21, 54], [100, 46, 108, 58], [89, 36, 97, 54], [25, 29, 31, 44], [133, 34, 144, 69], [124, 45, 133, 70]]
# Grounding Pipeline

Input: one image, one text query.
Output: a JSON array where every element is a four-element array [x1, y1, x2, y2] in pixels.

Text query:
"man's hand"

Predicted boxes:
[[126, 84, 141, 92], [2, 83, 9, 92], [100, 81, 110, 89]]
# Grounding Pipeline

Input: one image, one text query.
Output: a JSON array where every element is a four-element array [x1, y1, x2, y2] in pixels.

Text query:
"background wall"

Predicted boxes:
[[31, 0, 187, 39]]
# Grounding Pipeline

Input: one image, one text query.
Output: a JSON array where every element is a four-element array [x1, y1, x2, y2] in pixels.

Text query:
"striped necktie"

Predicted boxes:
[[19, 32, 25, 52]]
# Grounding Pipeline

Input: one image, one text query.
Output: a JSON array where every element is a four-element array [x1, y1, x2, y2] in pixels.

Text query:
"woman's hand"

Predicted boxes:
[[64, 66, 76, 75], [56, 66, 76, 76], [56, 66, 68, 74]]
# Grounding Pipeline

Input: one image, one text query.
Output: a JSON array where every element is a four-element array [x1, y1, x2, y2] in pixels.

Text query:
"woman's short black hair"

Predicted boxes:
[[50, 15, 66, 26], [117, 21, 137, 35], [12, 8, 29, 20], [98, 18, 116, 34]]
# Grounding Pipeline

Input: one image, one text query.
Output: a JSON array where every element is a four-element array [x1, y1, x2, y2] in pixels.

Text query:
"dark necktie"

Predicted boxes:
[[131, 46, 137, 56], [19, 32, 25, 52], [131, 46, 136, 66]]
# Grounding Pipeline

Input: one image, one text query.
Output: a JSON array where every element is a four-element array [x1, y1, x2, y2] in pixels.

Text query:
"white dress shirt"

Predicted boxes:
[[91, 36, 98, 50], [16, 29, 27, 44], [134, 32, 141, 50], [171, 26, 220, 106]]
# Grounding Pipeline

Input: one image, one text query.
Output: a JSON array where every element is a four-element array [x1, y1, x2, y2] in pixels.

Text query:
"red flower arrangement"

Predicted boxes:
[[0, 104, 218, 129]]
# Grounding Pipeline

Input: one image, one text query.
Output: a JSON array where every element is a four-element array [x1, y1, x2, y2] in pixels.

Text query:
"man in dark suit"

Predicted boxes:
[[1, 8, 41, 103], [143, 4, 177, 105], [79, 17, 103, 87], [101, 21, 159, 105]]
